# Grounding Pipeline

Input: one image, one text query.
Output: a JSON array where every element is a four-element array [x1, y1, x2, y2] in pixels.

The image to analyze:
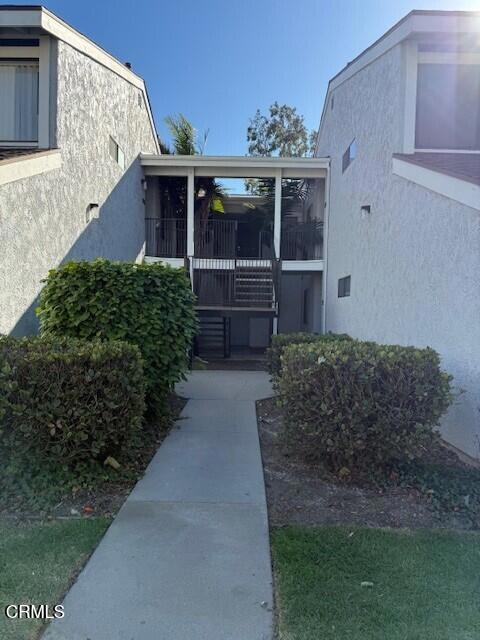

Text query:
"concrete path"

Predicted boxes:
[[43, 370, 274, 640]]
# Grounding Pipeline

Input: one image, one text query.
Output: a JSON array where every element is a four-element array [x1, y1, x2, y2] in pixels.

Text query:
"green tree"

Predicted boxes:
[[247, 102, 316, 158], [159, 114, 226, 227], [246, 102, 317, 193]]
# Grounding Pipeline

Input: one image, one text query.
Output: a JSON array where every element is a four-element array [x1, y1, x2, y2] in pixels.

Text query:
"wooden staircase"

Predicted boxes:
[[234, 264, 274, 308]]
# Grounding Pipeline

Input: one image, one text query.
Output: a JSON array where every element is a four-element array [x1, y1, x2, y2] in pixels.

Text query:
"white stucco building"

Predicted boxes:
[[1, 7, 479, 458], [316, 10, 480, 457], [0, 5, 159, 334]]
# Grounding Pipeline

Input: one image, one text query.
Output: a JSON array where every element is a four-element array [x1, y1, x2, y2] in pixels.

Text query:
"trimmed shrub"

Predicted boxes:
[[278, 339, 452, 471], [36, 259, 197, 412], [266, 332, 351, 382], [0, 336, 145, 479]]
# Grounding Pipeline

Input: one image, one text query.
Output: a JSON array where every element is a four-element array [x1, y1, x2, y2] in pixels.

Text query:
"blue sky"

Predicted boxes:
[[13, 0, 480, 154]]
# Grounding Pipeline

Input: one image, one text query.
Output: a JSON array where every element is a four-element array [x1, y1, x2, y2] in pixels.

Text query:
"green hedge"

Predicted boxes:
[[36, 259, 197, 412], [266, 332, 351, 382], [0, 336, 145, 480], [278, 339, 452, 471]]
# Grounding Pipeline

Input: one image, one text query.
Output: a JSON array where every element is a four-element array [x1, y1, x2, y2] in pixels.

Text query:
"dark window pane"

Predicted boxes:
[[416, 63, 480, 150]]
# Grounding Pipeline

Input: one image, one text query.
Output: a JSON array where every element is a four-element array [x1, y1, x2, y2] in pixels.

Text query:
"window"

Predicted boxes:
[[109, 135, 125, 169], [342, 139, 356, 172], [338, 276, 351, 298], [415, 63, 480, 150], [0, 61, 39, 142], [330, 94, 334, 110]]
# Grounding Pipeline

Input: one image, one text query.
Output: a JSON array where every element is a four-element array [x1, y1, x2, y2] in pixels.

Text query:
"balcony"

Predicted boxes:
[[280, 221, 323, 260], [145, 218, 186, 258], [192, 258, 280, 312]]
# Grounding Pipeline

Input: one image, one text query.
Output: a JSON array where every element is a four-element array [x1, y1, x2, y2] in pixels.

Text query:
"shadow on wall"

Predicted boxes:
[[10, 158, 146, 336]]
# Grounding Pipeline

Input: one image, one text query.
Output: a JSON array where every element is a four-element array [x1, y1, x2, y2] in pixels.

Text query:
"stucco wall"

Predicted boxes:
[[0, 38, 157, 334], [317, 43, 480, 457]]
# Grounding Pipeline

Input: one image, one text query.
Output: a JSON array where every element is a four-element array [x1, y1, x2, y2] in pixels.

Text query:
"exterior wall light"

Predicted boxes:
[[86, 203, 99, 223], [360, 205, 371, 218]]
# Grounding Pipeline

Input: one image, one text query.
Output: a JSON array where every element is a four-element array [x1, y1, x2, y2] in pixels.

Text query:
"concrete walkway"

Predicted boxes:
[[44, 370, 273, 640]]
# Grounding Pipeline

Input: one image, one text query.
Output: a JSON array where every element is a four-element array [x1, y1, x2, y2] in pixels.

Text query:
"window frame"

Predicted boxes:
[[0, 37, 50, 149], [342, 139, 356, 173], [338, 275, 351, 298], [415, 61, 480, 152], [404, 46, 480, 155], [0, 58, 40, 144], [109, 135, 125, 170]]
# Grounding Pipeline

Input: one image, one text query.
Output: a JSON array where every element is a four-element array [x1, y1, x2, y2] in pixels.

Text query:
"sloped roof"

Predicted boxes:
[[393, 152, 480, 186]]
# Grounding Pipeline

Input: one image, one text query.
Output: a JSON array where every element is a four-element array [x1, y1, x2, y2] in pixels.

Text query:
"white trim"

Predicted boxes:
[[0, 7, 159, 153], [402, 40, 418, 154], [186, 168, 195, 257], [38, 36, 50, 148], [418, 52, 480, 64], [0, 149, 61, 186], [274, 169, 282, 257], [414, 149, 480, 154], [322, 166, 331, 333], [0, 142, 37, 148], [392, 156, 480, 211], [0, 46, 39, 58], [144, 256, 184, 268], [281, 260, 324, 272], [141, 154, 329, 178]]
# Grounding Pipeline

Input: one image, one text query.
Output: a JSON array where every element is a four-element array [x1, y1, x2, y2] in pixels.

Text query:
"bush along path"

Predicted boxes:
[[36, 259, 197, 414], [42, 371, 274, 640], [263, 332, 480, 528], [0, 259, 196, 515]]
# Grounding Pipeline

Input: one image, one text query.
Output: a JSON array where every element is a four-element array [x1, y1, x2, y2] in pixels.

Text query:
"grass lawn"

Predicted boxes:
[[272, 526, 480, 640], [0, 517, 111, 640]]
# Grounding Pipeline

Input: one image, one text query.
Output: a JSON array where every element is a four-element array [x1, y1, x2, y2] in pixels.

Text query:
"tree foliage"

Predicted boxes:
[[159, 114, 226, 226], [247, 102, 317, 158]]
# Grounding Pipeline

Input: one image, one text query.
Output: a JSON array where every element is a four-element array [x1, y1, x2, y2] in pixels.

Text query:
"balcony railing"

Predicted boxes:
[[195, 220, 237, 258], [145, 217, 323, 261], [192, 258, 278, 310], [195, 220, 274, 259], [145, 218, 186, 258], [281, 221, 324, 260]]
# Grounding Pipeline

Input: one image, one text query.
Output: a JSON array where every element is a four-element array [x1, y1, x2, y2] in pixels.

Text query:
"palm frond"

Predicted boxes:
[[165, 114, 197, 155]]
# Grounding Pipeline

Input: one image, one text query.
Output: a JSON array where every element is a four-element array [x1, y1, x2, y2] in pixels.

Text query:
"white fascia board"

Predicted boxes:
[[141, 155, 329, 178], [0, 149, 62, 186], [0, 9, 42, 27], [282, 260, 324, 272], [392, 157, 480, 212]]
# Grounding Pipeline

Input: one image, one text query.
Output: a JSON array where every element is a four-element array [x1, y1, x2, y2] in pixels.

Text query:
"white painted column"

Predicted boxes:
[[273, 169, 282, 258], [321, 167, 331, 334], [186, 168, 195, 257], [272, 317, 278, 335]]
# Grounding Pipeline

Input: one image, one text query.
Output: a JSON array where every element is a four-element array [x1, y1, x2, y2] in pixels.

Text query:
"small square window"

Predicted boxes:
[[342, 139, 356, 172], [338, 276, 351, 298]]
